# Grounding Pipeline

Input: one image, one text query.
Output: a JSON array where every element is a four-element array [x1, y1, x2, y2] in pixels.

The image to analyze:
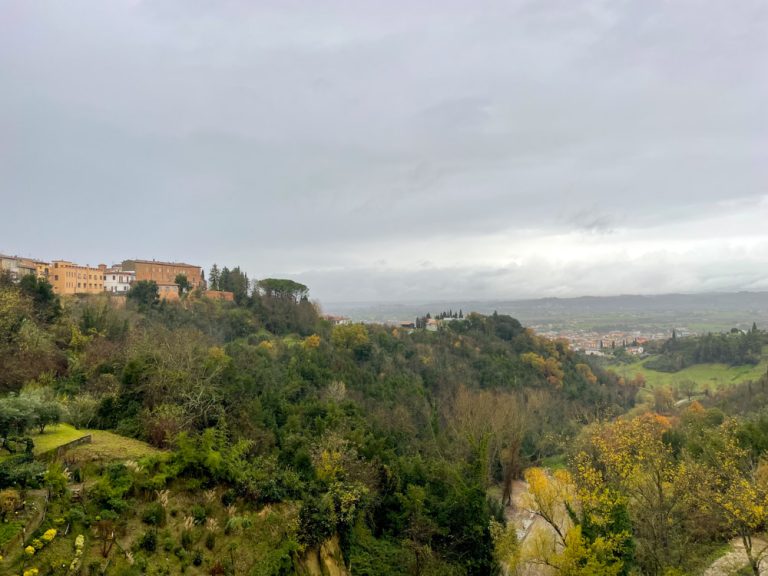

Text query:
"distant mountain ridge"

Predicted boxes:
[[323, 291, 768, 332]]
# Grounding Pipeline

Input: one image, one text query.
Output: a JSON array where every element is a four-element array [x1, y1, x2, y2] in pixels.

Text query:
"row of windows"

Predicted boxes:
[[54, 274, 133, 282], [60, 282, 102, 289], [59, 270, 102, 279]]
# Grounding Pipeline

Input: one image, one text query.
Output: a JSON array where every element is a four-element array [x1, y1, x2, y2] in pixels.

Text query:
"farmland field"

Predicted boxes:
[[613, 356, 768, 390]]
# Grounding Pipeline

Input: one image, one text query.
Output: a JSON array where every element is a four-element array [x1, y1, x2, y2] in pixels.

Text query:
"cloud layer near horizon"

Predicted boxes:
[[1, 0, 767, 302]]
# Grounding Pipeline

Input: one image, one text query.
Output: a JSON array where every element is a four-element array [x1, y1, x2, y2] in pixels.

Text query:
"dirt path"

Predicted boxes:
[[508, 480, 536, 542], [703, 538, 768, 576], [506, 480, 558, 576]]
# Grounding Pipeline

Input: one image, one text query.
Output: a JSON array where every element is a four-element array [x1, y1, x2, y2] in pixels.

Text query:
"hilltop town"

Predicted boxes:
[[0, 253, 233, 301]]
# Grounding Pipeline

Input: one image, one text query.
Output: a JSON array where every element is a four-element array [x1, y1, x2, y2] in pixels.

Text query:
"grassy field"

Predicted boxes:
[[66, 428, 163, 462], [613, 357, 768, 390], [0, 423, 162, 463], [30, 423, 90, 454]]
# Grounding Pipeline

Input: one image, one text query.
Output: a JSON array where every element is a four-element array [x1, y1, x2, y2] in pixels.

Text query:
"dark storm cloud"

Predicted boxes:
[[1, 0, 767, 301]]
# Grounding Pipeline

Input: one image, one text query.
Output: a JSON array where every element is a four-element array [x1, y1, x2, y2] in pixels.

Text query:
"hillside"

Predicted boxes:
[[0, 275, 634, 575], [5, 275, 768, 575]]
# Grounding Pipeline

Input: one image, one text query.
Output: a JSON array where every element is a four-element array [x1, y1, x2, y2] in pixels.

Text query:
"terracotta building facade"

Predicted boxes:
[[49, 260, 105, 294], [121, 259, 205, 290]]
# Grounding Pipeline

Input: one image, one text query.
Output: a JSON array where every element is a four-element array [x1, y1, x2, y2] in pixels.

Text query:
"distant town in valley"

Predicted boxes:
[[326, 291, 768, 341]]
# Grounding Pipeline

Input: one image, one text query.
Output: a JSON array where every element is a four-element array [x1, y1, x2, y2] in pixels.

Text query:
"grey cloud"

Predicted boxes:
[[1, 0, 767, 301]]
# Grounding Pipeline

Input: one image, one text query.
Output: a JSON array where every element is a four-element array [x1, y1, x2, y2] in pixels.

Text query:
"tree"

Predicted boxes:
[[521, 468, 626, 575], [678, 379, 697, 402], [219, 267, 231, 293], [175, 274, 191, 296], [572, 414, 697, 574], [256, 278, 308, 302], [218, 266, 249, 303], [33, 398, 61, 433], [209, 264, 221, 291], [447, 386, 527, 502], [0, 395, 34, 452], [699, 423, 768, 575], [18, 275, 60, 321], [127, 280, 159, 309]]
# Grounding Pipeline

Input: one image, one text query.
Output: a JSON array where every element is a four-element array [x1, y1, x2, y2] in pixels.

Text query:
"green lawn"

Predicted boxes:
[[30, 423, 89, 454], [1, 423, 161, 463], [614, 357, 768, 390], [66, 429, 163, 462]]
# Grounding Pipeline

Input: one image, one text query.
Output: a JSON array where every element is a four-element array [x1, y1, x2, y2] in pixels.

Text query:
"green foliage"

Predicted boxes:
[[139, 529, 158, 552], [175, 274, 191, 295], [348, 523, 408, 576], [218, 266, 250, 303], [89, 463, 133, 512], [127, 280, 160, 309], [298, 494, 335, 547], [18, 274, 60, 322], [0, 278, 644, 573], [255, 278, 308, 302], [45, 462, 69, 496], [646, 330, 765, 372], [191, 504, 207, 525], [0, 520, 23, 547], [142, 502, 167, 526]]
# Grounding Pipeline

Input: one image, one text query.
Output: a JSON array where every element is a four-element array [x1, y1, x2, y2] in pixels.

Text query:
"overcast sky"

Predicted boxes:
[[2, 0, 767, 304]]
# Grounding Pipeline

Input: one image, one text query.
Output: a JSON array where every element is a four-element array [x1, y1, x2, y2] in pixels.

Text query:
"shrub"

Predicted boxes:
[[221, 488, 237, 507], [205, 531, 215, 551], [67, 508, 87, 526], [0, 488, 21, 521], [44, 463, 69, 496], [191, 504, 207, 525], [0, 456, 46, 488], [298, 495, 334, 547], [42, 528, 57, 542], [141, 502, 166, 526], [193, 550, 203, 566], [139, 530, 157, 552]]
